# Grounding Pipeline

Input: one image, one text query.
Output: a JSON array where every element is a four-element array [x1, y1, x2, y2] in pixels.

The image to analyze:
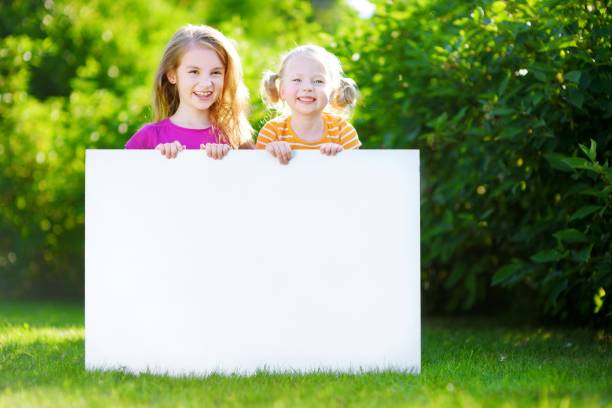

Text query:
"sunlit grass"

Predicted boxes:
[[0, 302, 610, 407], [1, 326, 82, 345]]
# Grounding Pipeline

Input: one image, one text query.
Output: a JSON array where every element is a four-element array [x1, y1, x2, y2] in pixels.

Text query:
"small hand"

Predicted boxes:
[[320, 143, 343, 156], [201, 143, 230, 160], [266, 141, 292, 165], [156, 141, 184, 159]]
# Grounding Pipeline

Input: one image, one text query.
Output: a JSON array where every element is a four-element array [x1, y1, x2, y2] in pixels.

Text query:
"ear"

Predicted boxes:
[[166, 70, 177, 85]]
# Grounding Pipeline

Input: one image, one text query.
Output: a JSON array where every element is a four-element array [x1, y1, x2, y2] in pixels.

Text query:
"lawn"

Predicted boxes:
[[0, 301, 610, 407]]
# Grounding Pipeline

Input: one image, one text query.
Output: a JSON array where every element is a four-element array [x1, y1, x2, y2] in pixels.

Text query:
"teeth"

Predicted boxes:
[[194, 91, 212, 97]]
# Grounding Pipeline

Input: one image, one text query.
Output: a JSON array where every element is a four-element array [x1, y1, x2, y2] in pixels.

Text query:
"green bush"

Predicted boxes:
[[1, 0, 176, 297], [334, 0, 611, 324]]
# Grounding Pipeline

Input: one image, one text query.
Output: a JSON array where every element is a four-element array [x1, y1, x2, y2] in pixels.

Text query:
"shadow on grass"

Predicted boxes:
[[0, 301, 83, 328]]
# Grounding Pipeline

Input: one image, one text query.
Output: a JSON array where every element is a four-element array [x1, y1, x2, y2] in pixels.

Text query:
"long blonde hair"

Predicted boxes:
[[153, 24, 252, 148], [260, 44, 359, 116]]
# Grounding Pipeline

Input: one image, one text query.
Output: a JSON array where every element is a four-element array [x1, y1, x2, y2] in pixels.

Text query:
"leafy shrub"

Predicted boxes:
[[335, 0, 611, 324]]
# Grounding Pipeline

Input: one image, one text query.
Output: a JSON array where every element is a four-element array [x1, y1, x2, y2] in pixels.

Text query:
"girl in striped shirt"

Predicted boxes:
[[256, 45, 361, 165]]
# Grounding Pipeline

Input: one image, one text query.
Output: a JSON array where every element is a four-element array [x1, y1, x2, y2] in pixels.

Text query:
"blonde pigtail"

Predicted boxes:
[[262, 45, 359, 117], [260, 70, 282, 110], [331, 77, 359, 112]]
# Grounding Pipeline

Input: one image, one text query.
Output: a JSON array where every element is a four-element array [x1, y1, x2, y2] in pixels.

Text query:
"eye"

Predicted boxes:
[[212, 70, 224, 76], [291, 78, 301, 83], [314, 79, 325, 85], [189, 70, 198, 75]]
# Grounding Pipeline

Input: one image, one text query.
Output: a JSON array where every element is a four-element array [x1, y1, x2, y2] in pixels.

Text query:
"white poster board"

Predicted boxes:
[[85, 150, 420, 376]]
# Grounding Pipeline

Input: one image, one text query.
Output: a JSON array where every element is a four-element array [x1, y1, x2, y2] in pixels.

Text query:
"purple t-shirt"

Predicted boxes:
[[125, 118, 224, 149]]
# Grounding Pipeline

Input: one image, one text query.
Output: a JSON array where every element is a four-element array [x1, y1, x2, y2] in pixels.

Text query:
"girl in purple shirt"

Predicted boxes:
[[126, 25, 254, 159]]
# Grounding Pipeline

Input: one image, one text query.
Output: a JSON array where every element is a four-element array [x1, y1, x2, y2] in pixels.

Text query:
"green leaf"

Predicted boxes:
[[530, 92, 544, 106], [490, 107, 514, 116], [491, 1, 506, 13], [570, 205, 601, 221], [465, 127, 488, 136], [533, 71, 547, 81], [428, 112, 448, 130], [531, 249, 564, 263], [594, 287, 605, 313], [567, 90, 584, 109], [572, 244, 593, 264], [445, 266, 464, 289], [548, 278, 568, 305], [492, 262, 525, 286], [553, 228, 587, 243], [498, 75, 510, 95], [544, 153, 574, 172], [450, 106, 468, 125], [579, 144, 589, 157], [589, 139, 597, 160], [579, 188, 608, 198], [566, 182, 591, 195], [481, 208, 494, 219], [496, 127, 522, 141], [604, 101, 612, 119], [561, 157, 591, 170], [578, 139, 597, 161], [472, 7, 483, 23], [530, 62, 553, 73], [565, 70, 581, 83]]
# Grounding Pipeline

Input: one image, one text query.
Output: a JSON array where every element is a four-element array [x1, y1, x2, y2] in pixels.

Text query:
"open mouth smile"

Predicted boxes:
[[193, 90, 213, 98], [297, 96, 316, 103]]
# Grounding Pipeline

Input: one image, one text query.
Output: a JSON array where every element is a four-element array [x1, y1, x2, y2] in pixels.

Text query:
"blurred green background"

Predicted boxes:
[[0, 0, 610, 326]]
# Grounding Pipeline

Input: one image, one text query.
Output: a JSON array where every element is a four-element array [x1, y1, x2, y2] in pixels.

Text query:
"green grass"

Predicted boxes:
[[1, 302, 610, 407]]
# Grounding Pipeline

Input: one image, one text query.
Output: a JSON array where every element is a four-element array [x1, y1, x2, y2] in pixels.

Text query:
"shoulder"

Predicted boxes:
[[139, 120, 169, 134], [259, 116, 289, 134], [324, 113, 360, 148], [264, 115, 289, 129], [125, 120, 167, 149], [323, 112, 355, 133], [256, 116, 288, 148], [323, 112, 350, 128]]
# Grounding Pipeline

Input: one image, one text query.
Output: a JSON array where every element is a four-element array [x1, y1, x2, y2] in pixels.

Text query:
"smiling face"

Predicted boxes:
[[167, 44, 225, 118], [279, 54, 333, 117]]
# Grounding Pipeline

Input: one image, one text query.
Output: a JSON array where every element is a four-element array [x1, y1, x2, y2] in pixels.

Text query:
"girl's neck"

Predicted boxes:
[[170, 104, 211, 129], [290, 112, 325, 142]]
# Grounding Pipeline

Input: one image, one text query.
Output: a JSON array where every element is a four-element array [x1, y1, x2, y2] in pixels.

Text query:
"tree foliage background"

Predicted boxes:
[[1, 0, 610, 325]]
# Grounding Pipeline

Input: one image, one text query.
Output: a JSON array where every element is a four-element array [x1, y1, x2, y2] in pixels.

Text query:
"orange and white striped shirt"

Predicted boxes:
[[256, 113, 361, 150]]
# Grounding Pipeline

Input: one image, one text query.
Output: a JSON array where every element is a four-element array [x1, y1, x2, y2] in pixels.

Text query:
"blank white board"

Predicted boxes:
[[85, 150, 420, 376]]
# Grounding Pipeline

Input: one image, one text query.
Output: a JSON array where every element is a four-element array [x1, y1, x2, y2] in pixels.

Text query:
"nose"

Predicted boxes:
[[199, 76, 213, 88], [302, 81, 313, 91]]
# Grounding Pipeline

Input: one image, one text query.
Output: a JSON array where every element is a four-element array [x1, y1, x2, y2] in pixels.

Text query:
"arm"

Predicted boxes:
[[339, 119, 361, 150]]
